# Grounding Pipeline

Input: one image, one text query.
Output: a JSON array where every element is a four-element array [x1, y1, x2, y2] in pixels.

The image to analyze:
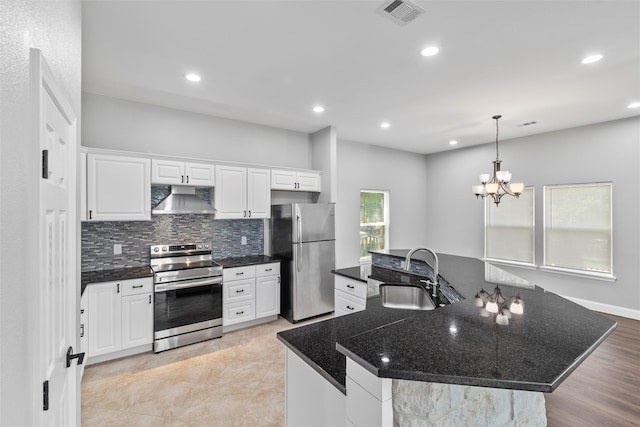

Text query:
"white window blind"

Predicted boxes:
[[485, 187, 535, 264], [544, 183, 612, 274]]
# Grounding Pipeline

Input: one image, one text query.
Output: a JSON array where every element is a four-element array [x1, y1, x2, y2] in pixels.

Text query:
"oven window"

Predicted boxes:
[[154, 284, 222, 333]]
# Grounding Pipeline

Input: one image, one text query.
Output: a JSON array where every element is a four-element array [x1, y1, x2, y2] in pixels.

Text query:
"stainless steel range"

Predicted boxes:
[[150, 242, 223, 352]]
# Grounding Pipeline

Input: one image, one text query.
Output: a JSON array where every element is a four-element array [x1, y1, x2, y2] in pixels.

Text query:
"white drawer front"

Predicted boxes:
[[224, 278, 255, 302], [120, 277, 153, 296], [223, 265, 256, 282], [223, 301, 255, 326], [335, 276, 367, 300], [256, 262, 280, 277], [335, 290, 366, 316]]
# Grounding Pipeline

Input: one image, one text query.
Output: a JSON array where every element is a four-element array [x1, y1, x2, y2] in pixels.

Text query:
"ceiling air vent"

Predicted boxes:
[[377, 0, 425, 26]]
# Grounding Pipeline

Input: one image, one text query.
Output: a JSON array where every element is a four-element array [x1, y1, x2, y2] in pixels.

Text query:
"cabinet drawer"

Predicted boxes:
[[223, 266, 256, 282], [224, 278, 255, 302], [335, 290, 366, 316], [121, 278, 153, 296], [335, 276, 367, 300], [256, 262, 280, 277], [223, 301, 255, 326]]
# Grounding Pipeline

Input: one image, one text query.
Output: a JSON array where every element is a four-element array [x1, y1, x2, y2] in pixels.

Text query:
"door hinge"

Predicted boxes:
[[41, 150, 49, 179], [43, 380, 49, 411]]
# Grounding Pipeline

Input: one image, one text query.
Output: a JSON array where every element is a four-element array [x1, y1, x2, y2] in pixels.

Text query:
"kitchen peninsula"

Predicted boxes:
[[277, 250, 617, 426]]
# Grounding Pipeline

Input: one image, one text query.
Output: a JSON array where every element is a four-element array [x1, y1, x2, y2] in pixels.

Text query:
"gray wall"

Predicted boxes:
[[335, 139, 430, 268], [0, 1, 82, 424], [425, 117, 640, 314], [82, 92, 313, 168]]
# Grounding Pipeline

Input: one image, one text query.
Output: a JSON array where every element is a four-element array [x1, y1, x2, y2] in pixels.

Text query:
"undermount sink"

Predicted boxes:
[[379, 283, 437, 310]]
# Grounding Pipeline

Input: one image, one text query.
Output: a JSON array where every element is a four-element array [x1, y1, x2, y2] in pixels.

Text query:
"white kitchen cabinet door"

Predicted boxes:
[[271, 169, 297, 190], [87, 282, 122, 357], [152, 159, 215, 186], [87, 154, 151, 221], [247, 168, 271, 219], [297, 172, 321, 192], [151, 159, 184, 185], [185, 162, 215, 186], [256, 274, 280, 318], [121, 293, 153, 349], [271, 169, 321, 192], [215, 165, 248, 219]]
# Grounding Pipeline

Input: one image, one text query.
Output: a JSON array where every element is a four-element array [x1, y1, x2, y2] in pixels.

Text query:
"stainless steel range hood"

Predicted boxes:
[[152, 186, 216, 215]]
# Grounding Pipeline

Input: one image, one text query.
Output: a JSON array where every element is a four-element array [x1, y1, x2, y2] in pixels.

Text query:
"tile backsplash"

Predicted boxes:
[[81, 186, 264, 271]]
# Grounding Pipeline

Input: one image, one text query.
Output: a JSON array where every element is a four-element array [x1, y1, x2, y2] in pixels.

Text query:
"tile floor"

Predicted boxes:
[[81, 316, 328, 427]]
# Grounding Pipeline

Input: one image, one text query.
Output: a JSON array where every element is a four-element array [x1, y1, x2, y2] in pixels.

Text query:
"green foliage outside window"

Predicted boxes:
[[360, 191, 387, 257]]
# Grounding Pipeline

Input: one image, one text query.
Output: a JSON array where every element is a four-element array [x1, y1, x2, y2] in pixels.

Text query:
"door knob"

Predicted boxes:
[[66, 346, 85, 368]]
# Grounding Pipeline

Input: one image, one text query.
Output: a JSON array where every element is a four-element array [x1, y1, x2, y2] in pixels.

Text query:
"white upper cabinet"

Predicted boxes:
[[87, 153, 151, 221], [215, 165, 271, 219], [151, 159, 215, 186], [271, 169, 321, 192]]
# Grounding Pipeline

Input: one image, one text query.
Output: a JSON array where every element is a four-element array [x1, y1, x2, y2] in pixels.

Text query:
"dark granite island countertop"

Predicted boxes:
[[277, 253, 617, 394]]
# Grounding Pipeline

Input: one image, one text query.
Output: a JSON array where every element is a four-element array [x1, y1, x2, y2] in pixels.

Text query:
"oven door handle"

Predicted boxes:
[[155, 276, 223, 292]]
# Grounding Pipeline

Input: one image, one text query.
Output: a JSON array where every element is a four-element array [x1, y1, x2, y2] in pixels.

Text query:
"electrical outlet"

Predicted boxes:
[[113, 244, 122, 255], [241, 236, 247, 245]]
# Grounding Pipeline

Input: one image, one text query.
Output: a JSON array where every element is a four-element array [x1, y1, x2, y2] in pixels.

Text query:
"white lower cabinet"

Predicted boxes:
[[85, 277, 153, 363], [334, 276, 367, 317], [223, 262, 280, 328]]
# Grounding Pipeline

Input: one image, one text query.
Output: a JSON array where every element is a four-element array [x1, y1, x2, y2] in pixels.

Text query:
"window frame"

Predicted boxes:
[[541, 182, 616, 281], [483, 186, 536, 269], [359, 189, 390, 263]]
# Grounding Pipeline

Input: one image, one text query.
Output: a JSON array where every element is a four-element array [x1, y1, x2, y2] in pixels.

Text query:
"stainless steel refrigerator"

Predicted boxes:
[[271, 203, 335, 323]]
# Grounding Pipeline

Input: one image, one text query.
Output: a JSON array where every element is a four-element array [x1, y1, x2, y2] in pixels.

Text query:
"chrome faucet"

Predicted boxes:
[[404, 248, 439, 297]]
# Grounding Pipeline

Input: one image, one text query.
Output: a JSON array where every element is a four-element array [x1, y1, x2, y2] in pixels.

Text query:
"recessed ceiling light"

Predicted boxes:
[[581, 54, 603, 64], [185, 73, 201, 82], [380, 122, 390, 129], [421, 46, 439, 57], [449, 140, 458, 146], [628, 102, 640, 109], [313, 105, 325, 113]]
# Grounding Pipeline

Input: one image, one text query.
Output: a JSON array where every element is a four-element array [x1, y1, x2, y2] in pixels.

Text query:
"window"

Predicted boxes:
[[360, 190, 389, 259], [485, 187, 535, 265], [543, 183, 613, 277]]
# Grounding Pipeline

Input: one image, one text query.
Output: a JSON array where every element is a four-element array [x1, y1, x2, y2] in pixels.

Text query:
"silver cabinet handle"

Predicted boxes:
[[148, 295, 152, 304], [265, 268, 272, 272], [346, 305, 354, 310], [248, 210, 251, 217], [236, 272, 244, 276], [181, 175, 184, 183], [236, 311, 244, 315], [186, 175, 189, 184], [133, 284, 143, 288], [347, 284, 355, 289], [236, 289, 244, 293]]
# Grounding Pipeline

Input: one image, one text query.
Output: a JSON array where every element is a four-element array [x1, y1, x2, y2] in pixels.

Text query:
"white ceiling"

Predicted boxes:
[[82, 0, 640, 154]]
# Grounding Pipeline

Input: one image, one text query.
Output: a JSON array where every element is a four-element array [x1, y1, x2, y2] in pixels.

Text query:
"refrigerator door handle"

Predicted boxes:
[[296, 214, 302, 272]]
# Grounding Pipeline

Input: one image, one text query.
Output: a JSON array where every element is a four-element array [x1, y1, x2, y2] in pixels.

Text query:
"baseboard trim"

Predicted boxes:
[[561, 295, 640, 320]]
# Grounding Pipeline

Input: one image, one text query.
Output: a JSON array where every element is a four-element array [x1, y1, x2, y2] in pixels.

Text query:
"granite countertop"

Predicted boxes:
[[277, 253, 617, 394], [81, 266, 153, 295], [215, 255, 280, 268], [332, 266, 368, 283]]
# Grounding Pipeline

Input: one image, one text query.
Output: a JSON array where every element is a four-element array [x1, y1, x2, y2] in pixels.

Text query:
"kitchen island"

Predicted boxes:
[[277, 251, 617, 426]]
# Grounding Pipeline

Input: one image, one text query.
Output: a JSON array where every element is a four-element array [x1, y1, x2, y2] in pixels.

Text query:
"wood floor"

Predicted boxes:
[[545, 313, 640, 426]]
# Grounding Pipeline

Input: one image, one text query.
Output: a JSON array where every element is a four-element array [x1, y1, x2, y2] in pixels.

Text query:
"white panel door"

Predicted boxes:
[[151, 159, 184, 185], [33, 49, 79, 426], [270, 169, 296, 190], [256, 275, 280, 318], [247, 168, 271, 218], [87, 282, 122, 357], [87, 154, 151, 221], [121, 293, 153, 349], [214, 165, 247, 219], [185, 162, 215, 186], [297, 172, 321, 192]]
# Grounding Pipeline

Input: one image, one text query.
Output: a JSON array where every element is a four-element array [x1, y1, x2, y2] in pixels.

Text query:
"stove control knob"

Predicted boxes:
[[204, 243, 210, 249], [197, 244, 203, 249], [162, 246, 168, 252], [153, 247, 159, 253]]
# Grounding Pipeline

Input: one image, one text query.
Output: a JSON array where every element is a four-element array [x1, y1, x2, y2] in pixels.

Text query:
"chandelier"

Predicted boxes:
[[472, 115, 524, 206], [474, 286, 524, 325]]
